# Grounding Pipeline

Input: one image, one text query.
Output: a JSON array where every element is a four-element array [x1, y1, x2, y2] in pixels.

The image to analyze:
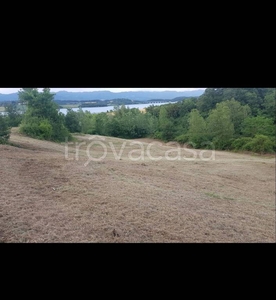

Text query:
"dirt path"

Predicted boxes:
[[0, 129, 275, 242]]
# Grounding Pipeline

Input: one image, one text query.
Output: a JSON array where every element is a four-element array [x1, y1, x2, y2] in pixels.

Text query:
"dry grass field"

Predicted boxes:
[[0, 128, 275, 242]]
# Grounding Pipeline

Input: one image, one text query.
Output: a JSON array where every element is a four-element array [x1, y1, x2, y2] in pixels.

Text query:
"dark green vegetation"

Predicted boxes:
[[2, 88, 275, 153], [0, 114, 10, 144], [18, 88, 72, 142], [4, 102, 25, 127], [62, 88, 275, 153], [64, 106, 157, 139]]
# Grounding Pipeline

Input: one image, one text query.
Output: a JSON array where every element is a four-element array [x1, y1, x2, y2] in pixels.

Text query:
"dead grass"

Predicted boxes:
[[0, 128, 275, 243]]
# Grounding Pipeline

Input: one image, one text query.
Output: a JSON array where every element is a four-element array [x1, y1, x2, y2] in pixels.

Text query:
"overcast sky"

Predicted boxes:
[[0, 88, 206, 94]]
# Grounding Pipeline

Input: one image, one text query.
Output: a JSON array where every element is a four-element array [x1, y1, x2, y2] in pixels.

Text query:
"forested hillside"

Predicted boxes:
[[61, 88, 275, 153], [1, 88, 275, 153]]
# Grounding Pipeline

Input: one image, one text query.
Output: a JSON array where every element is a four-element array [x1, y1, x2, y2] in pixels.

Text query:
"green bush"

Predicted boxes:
[[65, 109, 82, 133], [18, 88, 72, 142], [242, 134, 275, 153], [153, 131, 163, 140], [175, 134, 189, 144], [0, 115, 10, 144], [231, 137, 253, 150], [242, 116, 275, 137], [20, 116, 41, 138], [38, 119, 53, 139], [212, 136, 233, 150]]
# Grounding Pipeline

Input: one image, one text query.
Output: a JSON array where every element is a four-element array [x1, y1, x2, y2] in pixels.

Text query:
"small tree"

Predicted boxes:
[[220, 99, 251, 136], [207, 103, 235, 149], [187, 109, 207, 148], [0, 115, 10, 144], [263, 89, 276, 121], [158, 106, 175, 141], [65, 109, 82, 133], [5, 102, 24, 127], [242, 116, 275, 138], [243, 135, 275, 154], [19, 88, 72, 142]]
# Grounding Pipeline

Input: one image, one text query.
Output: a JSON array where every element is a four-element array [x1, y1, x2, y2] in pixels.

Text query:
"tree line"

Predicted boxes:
[[0, 88, 275, 153]]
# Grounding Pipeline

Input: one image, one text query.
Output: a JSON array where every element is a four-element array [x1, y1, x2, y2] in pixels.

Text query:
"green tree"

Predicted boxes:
[[0, 115, 10, 144], [107, 107, 157, 139], [65, 109, 82, 133], [4, 102, 23, 127], [146, 105, 161, 118], [242, 116, 275, 137], [242, 134, 275, 154], [19, 88, 72, 142], [207, 103, 235, 149], [196, 88, 225, 117], [177, 98, 197, 117], [263, 89, 276, 121], [219, 99, 251, 136], [158, 106, 175, 141], [187, 109, 207, 148]]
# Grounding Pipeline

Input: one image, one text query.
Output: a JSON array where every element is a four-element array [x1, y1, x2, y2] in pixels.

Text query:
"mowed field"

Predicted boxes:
[[0, 128, 275, 242]]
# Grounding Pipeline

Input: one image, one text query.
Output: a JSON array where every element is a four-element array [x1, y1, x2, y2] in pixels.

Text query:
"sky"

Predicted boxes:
[[0, 88, 206, 94]]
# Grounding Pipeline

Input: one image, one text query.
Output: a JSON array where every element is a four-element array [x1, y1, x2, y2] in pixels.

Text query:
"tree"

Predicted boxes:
[[177, 98, 197, 118], [187, 109, 207, 148], [0, 115, 10, 144], [196, 88, 225, 117], [219, 99, 251, 136], [4, 102, 24, 127], [263, 89, 276, 121], [107, 107, 157, 139], [146, 105, 161, 118], [207, 103, 235, 149], [19, 88, 72, 142], [65, 109, 82, 133], [242, 116, 275, 138], [242, 135, 275, 154], [158, 106, 175, 141]]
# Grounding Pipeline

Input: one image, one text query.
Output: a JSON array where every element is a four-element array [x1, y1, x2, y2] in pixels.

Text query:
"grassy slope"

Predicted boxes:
[[0, 128, 275, 242]]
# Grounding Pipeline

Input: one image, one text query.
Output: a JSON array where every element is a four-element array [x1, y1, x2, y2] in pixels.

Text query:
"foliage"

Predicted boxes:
[[231, 137, 253, 151], [4, 102, 24, 127], [19, 88, 72, 142], [64, 109, 82, 133], [219, 99, 251, 136], [157, 106, 175, 141], [242, 116, 275, 137], [174, 134, 189, 144], [206, 103, 235, 150], [263, 89, 276, 121], [66, 89, 275, 154], [72, 105, 158, 140], [0, 115, 10, 144], [196, 88, 275, 117], [242, 135, 275, 153], [187, 109, 207, 148], [196, 88, 225, 117]]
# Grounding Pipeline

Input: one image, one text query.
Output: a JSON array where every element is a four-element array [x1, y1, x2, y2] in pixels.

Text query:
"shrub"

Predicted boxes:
[[242, 134, 275, 153], [38, 119, 53, 140], [231, 137, 253, 150], [20, 116, 41, 138], [0, 115, 10, 144], [175, 134, 189, 144]]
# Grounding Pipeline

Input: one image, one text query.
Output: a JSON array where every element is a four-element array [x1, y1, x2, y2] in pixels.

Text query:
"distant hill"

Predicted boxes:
[[0, 93, 18, 101], [52, 90, 204, 101], [0, 90, 204, 103]]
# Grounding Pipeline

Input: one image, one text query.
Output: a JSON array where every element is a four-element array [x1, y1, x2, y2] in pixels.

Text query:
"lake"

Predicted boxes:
[[59, 102, 176, 115]]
